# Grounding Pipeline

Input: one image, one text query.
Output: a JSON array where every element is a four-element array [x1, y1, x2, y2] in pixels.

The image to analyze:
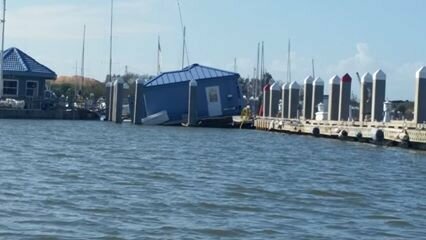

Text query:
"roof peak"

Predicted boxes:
[[2, 46, 57, 79], [145, 63, 239, 87]]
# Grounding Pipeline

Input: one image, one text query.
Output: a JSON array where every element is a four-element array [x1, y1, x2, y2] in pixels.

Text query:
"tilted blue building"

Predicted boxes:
[[144, 64, 243, 124], [2, 47, 57, 99]]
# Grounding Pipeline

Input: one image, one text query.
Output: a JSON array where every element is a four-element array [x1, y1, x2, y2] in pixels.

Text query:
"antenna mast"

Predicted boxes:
[[0, 0, 6, 98], [181, 26, 186, 69], [80, 24, 86, 94], [287, 39, 291, 82], [256, 42, 260, 98], [177, 0, 189, 68], [108, 0, 113, 82], [157, 35, 161, 75]]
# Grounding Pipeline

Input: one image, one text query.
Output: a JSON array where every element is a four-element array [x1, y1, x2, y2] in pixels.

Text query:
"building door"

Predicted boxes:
[[205, 86, 222, 117]]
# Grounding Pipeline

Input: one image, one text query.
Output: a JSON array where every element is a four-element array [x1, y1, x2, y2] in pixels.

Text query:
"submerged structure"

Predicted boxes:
[[142, 64, 243, 124]]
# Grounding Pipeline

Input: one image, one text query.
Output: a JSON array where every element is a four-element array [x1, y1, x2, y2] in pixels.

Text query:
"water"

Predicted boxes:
[[0, 120, 426, 239]]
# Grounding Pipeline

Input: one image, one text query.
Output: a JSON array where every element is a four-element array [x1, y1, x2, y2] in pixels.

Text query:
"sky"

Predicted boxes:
[[5, 0, 426, 100]]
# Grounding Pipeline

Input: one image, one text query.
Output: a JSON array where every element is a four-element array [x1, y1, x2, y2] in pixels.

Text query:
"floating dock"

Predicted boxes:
[[255, 117, 426, 150]]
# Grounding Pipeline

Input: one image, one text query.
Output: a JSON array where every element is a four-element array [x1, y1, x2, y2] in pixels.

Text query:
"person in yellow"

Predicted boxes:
[[240, 105, 251, 128]]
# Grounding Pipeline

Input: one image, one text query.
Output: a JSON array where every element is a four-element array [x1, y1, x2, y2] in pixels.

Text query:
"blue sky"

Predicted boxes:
[[5, 0, 426, 99]]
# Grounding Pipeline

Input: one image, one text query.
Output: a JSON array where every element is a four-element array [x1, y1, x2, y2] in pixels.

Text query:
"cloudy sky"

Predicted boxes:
[[5, 0, 426, 100]]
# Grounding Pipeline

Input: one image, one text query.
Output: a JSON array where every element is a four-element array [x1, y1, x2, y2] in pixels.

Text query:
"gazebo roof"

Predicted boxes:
[[2, 47, 57, 79]]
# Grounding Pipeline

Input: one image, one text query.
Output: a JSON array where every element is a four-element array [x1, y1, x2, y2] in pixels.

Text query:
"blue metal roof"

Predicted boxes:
[[2, 47, 57, 79], [145, 64, 239, 87]]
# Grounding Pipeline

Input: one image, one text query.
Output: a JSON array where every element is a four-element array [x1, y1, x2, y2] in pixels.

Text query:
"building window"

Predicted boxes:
[[26, 81, 39, 97], [208, 88, 218, 102], [3, 80, 18, 96]]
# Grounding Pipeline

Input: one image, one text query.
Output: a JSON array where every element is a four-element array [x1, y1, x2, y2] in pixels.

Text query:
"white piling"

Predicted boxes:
[[338, 73, 352, 121], [269, 82, 281, 118], [262, 84, 271, 117], [372, 69, 386, 122], [288, 81, 300, 119], [133, 79, 146, 125], [281, 82, 289, 119], [303, 75, 314, 120], [112, 78, 124, 123], [359, 72, 373, 122], [187, 79, 198, 126], [312, 77, 324, 119], [328, 75, 340, 121], [414, 66, 426, 124]]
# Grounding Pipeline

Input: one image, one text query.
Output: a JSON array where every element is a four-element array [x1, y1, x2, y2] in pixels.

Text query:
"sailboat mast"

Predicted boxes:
[[287, 39, 291, 82], [181, 26, 186, 69], [80, 24, 86, 94], [260, 41, 265, 84], [0, 0, 6, 98], [108, 0, 113, 82], [256, 42, 260, 98], [157, 35, 161, 75]]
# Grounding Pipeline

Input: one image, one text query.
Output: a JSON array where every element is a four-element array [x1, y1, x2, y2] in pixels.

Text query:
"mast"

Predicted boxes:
[[260, 41, 265, 84], [256, 42, 260, 98], [108, 0, 113, 82], [0, 0, 6, 98], [75, 61, 78, 98], [80, 24, 86, 94], [287, 39, 291, 82], [181, 26, 186, 69], [233, 57, 237, 72], [157, 35, 161, 75], [312, 58, 315, 79]]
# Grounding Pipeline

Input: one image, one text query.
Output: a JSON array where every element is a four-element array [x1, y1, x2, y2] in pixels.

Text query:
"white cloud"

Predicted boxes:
[[326, 42, 375, 77], [6, 1, 167, 41]]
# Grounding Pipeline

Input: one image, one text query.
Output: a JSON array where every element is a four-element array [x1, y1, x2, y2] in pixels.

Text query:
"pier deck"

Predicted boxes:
[[255, 117, 426, 150]]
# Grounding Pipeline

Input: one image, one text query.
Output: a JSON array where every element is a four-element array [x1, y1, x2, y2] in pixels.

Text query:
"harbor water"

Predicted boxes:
[[0, 120, 425, 239]]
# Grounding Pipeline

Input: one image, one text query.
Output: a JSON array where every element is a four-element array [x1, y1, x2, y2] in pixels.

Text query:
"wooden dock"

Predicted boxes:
[[255, 117, 426, 150]]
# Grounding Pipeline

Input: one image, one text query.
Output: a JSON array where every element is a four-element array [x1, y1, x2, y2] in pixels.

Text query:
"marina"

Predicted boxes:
[[1, 0, 426, 239]]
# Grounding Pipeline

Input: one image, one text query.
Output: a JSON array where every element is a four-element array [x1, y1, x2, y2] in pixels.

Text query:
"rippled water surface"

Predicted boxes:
[[1, 120, 426, 239]]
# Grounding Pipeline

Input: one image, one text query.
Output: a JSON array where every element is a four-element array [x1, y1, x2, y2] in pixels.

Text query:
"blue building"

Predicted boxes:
[[144, 64, 243, 124], [2, 47, 57, 99]]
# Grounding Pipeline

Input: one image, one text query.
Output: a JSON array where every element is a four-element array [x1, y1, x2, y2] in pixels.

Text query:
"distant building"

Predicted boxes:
[[143, 64, 243, 124], [2, 47, 57, 100]]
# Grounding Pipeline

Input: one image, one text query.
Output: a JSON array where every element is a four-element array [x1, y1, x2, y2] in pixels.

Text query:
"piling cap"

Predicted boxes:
[[329, 75, 340, 85], [342, 73, 352, 83], [189, 78, 198, 86], [313, 77, 324, 86], [361, 72, 373, 83], [281, 82, 289, 90], [263, 84, 271, 92], [304, 75, 314, 84], [113, 78, 124, 85], [270, 82, 281, 91], [289, 81, 300, 89], [136, 78, 145, 85], [416, 66, 426, 79], [373, 69, 386, 81]]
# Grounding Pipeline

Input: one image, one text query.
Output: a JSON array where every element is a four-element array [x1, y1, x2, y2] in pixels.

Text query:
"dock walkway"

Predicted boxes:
[[255, 117, 426, 150]]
